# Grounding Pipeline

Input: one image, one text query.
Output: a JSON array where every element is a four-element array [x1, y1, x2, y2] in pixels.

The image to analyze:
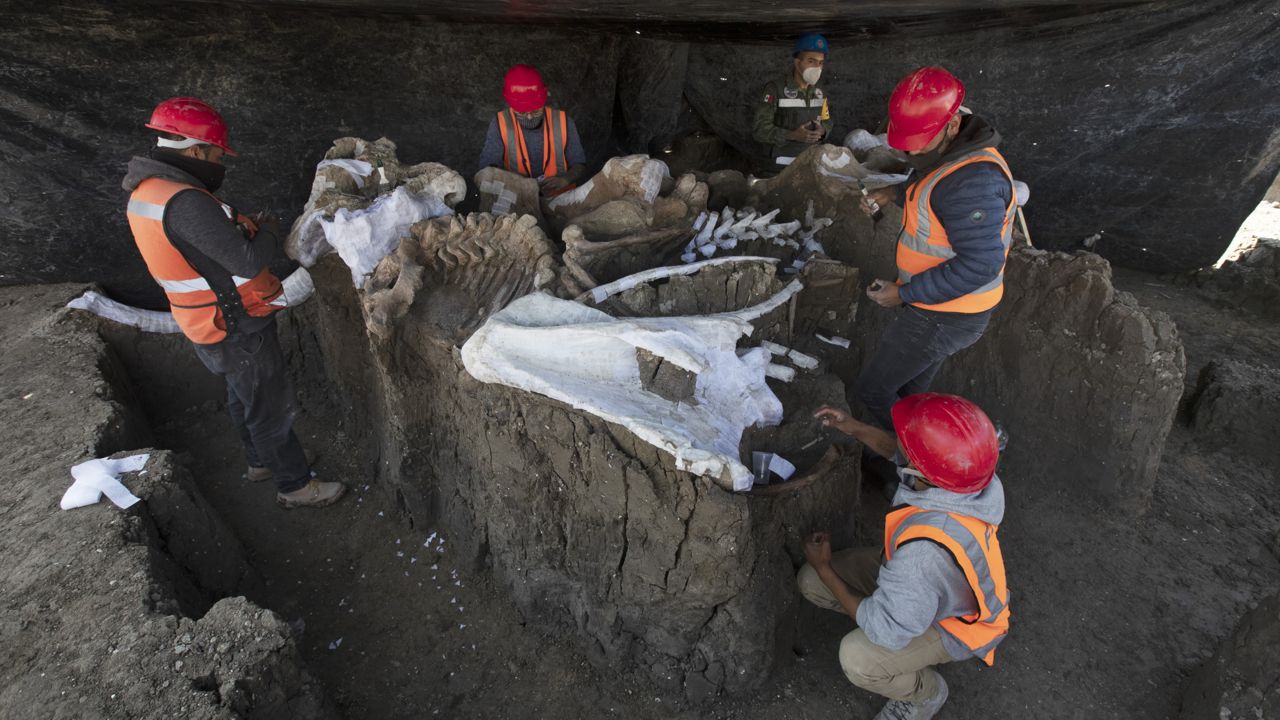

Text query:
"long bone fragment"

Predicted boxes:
[[749, 208, 781, 232], [581, 256, 783, 305], [694, 211, 720, 245]]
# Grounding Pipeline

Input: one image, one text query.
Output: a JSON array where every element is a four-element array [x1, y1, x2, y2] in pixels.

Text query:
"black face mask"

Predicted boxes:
[[905, 126, 958, 173], [517, 116, 544, 131], [152, 148, 227, 192]]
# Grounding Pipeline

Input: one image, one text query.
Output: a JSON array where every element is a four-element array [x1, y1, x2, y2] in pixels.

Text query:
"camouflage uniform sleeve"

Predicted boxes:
[[751, 80, 789, 147]]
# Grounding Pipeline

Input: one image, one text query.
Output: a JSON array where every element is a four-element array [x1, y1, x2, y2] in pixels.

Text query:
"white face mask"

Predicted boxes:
[[801, 67, 822, 85]]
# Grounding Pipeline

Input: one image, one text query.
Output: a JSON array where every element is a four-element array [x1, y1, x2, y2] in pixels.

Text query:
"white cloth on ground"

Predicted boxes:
[[61, 453, 150, 510]]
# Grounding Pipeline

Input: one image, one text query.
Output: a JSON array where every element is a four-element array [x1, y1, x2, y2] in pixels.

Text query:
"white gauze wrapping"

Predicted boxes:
[[461, 292, 795, 491]]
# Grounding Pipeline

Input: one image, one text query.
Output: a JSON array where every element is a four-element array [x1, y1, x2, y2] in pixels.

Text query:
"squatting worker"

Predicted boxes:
[[857, 67, 1016, 432], [123, 97, 347, 509], [477, 64, 588, 197], [751, 33, 833, 174], [804, 394, 1010, 720]]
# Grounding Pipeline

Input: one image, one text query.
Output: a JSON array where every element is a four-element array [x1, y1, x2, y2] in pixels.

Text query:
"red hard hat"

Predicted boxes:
[[145, 97, 237, 156], [891, 393, 998, 494], [886, 67, 965, 152], [503, 64, 548, 113]]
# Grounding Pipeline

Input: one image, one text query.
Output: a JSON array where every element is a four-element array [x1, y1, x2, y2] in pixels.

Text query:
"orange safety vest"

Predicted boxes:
[[883, 504, 1010, 666], [495, 107, 573, 183], [896, 147, 1016, 314], [126, 178, 283, 345]]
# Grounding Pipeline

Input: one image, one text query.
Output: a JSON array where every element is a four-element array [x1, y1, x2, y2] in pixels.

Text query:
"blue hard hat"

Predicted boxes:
[[793, 33, 829, 56]]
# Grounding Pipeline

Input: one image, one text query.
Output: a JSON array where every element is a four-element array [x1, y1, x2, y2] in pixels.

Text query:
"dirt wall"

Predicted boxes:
[[295, 250, 863, 701], [4, 0, 1280, 305], [1180, 592, 1280, 719], [0, 285, 333, 720], [1188, 360, 1280, 470], [760, 148, 1186, 510]]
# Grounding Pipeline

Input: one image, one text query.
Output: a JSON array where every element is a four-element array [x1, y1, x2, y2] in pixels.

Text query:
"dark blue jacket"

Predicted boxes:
[[897, 115, 1013, 311]]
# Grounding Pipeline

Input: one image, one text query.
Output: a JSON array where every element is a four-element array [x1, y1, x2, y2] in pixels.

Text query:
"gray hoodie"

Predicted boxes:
[[855, 472, 1007, 661], [122, 155, 278, 337]]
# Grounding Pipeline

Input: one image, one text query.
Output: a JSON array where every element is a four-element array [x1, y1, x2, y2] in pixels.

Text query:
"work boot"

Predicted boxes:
[[247, 449, 316, 482], [276, 479, 348, 509], [873, 672, 948, 720]]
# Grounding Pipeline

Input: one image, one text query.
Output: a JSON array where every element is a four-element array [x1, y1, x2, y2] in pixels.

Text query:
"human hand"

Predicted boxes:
[[804, 531, 832, 569], [787, 125, 824, 144], [859, 188, 893, 217], [247, 210, 279, 232], [866, 279, 902, 307], [539, 176, 570, 193], [813, 406, 852, 435]]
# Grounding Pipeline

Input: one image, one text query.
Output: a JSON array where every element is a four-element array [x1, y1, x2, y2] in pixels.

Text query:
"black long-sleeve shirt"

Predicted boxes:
[[122, 154, 278, 335]]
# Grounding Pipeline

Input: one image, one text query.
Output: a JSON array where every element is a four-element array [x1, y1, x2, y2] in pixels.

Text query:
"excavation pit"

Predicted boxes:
[[281, 211, 870, 699]]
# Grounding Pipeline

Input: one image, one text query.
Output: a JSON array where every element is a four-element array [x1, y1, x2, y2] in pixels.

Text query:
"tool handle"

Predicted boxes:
[[860, 187, 884, 222]]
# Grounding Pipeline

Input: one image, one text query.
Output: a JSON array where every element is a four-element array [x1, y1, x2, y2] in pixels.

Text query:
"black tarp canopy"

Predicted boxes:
[[1, 0, 1277, 306]]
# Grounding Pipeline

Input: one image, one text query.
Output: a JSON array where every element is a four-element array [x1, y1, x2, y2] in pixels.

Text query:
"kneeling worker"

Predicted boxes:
[[123, 97, 347, 509], [752, 33, 832, 173], [801, 393, 1010, 719], [477, 64, 587, 197]]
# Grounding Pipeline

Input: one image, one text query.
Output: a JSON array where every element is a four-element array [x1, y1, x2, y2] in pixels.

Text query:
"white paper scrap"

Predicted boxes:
[[61, 453, 150, 510], [768, 454, 796, 481], [816, 334, 851, 349]]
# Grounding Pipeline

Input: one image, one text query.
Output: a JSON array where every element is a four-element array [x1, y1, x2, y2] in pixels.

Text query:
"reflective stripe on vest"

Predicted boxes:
[[126, 178, 282, 344], [151, 273, 257, 295], [776, 98, 825, 108], [884, 505, 1011, 666], [895, 147, 1016, 314], [495, 107, 570, 179]]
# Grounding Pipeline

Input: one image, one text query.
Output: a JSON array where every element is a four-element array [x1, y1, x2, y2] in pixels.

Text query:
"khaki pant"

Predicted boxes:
[[797, 548, 954, 703]]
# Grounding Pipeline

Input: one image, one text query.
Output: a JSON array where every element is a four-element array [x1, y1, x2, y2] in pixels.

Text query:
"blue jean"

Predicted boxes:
[[856, 306, 989, 430], [192, 318, 311, 493]]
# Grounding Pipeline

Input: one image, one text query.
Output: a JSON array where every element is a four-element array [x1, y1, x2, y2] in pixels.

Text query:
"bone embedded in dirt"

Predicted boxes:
[[475, 166, 543, 222], [461, 292, 782, 491], [302, 241, 862, 699], [67, 290, 181, 334], [546, 154, 671, 220], [363, 212, 559, 343], [287, 136, 464, 275]]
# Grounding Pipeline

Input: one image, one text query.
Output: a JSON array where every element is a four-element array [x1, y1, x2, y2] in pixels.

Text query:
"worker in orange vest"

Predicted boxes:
[[803, 393, 1010, 720], [477, 64, 587, 197], [122, 97, 346, 509], [856, 68, 1016, 447]]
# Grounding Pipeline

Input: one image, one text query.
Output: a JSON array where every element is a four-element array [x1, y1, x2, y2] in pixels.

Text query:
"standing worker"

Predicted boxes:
[[802, 393, 1010, 720], [122, 97, 346, 509], [751, 33, 833, 174], [856, 66, 1016, 433], [477, 64, 588, 197]]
